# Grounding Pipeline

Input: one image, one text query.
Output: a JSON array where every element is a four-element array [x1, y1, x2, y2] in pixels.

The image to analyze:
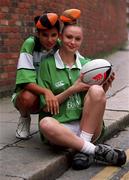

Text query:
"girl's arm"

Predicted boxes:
[[24, 83, 59, 115], [56, 74, 90, 104]]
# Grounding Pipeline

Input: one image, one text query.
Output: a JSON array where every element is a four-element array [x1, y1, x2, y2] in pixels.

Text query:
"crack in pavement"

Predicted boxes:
[[105, 109, 129, 112], [0, 131, 38, 151], [107, 85, 129, 99]]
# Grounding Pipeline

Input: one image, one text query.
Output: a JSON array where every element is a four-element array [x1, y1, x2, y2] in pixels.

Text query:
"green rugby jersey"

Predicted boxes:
[[38, 50, 91, 123], [14, 36, 60, 93]]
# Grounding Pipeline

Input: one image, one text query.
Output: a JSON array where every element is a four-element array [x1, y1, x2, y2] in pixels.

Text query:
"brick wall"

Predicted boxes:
[[127, 0, 129, 25], [0, 0, 127, 95]]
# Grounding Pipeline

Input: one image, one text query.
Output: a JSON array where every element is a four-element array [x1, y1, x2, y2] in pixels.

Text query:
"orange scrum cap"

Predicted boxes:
[[60, 9, 81, 23], [36, 13, 59, 30]]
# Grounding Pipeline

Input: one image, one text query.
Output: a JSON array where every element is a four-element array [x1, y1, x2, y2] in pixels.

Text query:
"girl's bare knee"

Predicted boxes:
[[18, 91, 37, 108], [40, 117, 58, 135], [40, 117, 51, 130], [88, 85, 106, 103]]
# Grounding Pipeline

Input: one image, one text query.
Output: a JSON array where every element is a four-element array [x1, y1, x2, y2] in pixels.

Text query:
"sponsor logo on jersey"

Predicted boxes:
[[67, 94, 81, 109], [55, 81, 65, 88]]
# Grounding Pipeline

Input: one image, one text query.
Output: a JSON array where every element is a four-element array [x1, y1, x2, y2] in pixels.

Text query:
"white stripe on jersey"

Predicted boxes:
[[17, 53, 35, 70]]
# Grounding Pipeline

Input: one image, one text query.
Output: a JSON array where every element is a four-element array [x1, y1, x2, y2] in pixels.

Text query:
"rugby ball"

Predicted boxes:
[[80, 59, 112, 85]]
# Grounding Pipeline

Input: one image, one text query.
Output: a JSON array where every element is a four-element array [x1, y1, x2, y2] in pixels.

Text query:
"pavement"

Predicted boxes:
[[0, 39, 129, 180]]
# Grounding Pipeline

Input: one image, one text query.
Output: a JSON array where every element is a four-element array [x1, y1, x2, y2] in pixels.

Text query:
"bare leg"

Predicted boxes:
[[15, 90, 39, 117], [80, 85, 106, 141], [40, 85, 106, 151], [40, 117, 84, 151], [15, 90, 39, 139]]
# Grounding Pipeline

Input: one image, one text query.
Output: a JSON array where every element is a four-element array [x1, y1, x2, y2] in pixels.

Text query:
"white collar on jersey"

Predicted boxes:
[[54, 50, 83, 69]]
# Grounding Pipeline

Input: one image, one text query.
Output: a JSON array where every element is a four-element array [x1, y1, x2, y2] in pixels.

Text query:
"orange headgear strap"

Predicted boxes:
[[60, 9, 81, 23], [36, 13, 59, 30]]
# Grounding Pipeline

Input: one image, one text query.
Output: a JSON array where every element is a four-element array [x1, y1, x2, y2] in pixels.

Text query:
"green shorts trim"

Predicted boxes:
[[11, 92, 21, 107]]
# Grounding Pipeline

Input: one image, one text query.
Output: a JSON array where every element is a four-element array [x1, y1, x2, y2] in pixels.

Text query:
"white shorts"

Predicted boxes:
[[62, 120, 81, 136]]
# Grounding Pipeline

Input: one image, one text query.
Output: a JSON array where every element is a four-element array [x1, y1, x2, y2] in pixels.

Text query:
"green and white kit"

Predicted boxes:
[[38, 50, 91, 123], [12, 36, 60, 104]]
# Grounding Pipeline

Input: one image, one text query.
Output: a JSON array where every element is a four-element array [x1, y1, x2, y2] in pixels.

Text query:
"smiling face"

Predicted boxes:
[[38, 27, 59, 50], [60, 25, 83, 53]]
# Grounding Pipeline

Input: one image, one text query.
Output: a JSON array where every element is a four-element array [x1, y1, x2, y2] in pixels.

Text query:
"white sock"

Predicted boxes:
[[80, 130, 93, 142], [80, 141, 96, 155]]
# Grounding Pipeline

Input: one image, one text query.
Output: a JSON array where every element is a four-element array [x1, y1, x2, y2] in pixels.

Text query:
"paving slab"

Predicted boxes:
[[0, 133, 71, 180]]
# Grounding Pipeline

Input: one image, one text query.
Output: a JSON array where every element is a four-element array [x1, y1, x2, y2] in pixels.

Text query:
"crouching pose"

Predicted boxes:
[[38, 10, 126, 170], [12, 12, 60, 139]]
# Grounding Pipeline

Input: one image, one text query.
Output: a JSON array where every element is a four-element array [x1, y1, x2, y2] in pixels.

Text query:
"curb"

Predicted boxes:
[[28, 152, 72, 180], [28, 114, 129, 180], [98, 114, 129, 143]]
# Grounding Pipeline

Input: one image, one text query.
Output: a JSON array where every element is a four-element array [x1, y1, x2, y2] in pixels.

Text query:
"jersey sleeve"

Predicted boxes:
[[15, 37, 36, 87]]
